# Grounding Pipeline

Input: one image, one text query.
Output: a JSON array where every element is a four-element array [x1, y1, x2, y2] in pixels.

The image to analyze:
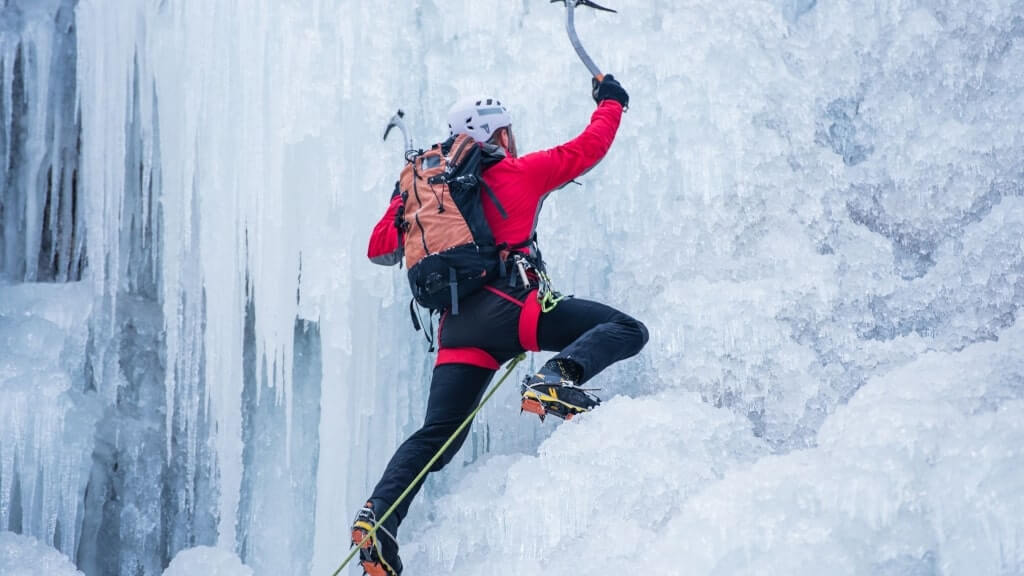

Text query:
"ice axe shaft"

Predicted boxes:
[[383, 109, 412, 155], [552, 0, 617, 81]]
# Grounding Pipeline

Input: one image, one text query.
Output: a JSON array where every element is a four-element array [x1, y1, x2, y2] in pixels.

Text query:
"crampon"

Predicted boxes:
[[351, 503, 402, 576], [521, 380, 601, 422]]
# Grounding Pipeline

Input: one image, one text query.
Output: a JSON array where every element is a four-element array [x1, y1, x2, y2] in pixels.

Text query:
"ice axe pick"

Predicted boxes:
[[551, 0, 617, 82], [383, 109, 413, 158]]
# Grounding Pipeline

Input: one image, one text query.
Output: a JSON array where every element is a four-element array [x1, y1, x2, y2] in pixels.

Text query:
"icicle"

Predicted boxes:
[[22, 21, 53, 281], [0, 49, 10, 279], [48, 5, 74, 284], [46, 94, 61, 281], [2, 44, 24, 280], [70, 102, 85, 282], [56, 135, 74, 282]]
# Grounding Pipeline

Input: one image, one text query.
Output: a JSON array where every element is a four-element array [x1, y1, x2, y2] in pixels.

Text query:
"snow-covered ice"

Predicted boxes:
[[162, 547, 253, 576], [406, 323, 1024, 575], [0, 531, 82, 576]]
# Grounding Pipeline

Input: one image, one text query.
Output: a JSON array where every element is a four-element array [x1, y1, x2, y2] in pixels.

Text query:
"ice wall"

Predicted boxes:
[[71, 0, 1024, 572], [538, 0, 1024, 447], [1, 0, 1022, 574], [72, 1, 411, 573], [73, 1, 558, 573], [0, 0, 97, 564]]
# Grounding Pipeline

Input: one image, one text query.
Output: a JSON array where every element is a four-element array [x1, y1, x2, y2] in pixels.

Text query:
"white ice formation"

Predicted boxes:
[[0, 280, 98, 557], [162, 546, 253, 576], [0, 531, 83, 576]]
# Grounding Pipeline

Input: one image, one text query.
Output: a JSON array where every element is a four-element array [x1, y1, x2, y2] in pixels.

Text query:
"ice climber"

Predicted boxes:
[[351, 76, 648, 576]]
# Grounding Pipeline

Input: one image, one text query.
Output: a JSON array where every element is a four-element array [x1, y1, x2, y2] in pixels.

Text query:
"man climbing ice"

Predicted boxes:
[[353, 75, 647, 576]]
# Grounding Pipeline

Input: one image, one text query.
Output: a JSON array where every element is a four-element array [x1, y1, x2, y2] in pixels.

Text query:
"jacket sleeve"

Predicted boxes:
[[515, 100, 623, 195], [367, 183, 404, 266]]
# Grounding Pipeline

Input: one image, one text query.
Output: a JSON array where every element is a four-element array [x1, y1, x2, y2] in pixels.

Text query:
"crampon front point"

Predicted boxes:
[[521, 382, 600, 422]]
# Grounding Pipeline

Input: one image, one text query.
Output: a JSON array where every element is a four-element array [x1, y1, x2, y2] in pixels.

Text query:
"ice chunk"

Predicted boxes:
[[0, 531, 82, 576], [0, 282, 99, 556], [163, 546, 253, 576], [402, 323, 1024, 575], [404, 392, 768, 573], [637, 325, 1024, 575]]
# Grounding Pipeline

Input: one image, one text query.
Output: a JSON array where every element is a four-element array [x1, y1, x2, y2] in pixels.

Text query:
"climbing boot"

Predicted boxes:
[[521, 358, 600, 421], [351, 501, 403, 576]]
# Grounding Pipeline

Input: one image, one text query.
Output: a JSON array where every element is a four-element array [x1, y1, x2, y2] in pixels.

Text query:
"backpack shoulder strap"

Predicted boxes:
[[479, 178, 508, 219], [477, 142, 509, 219], [444, 137, 509, 220]]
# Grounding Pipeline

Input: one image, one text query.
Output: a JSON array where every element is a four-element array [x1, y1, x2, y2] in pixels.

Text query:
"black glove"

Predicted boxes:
[[592, 74, 629, 109]]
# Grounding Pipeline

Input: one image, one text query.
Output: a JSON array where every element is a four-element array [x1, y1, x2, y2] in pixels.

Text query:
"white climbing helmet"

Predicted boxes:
[[447, 97, 511, 143]]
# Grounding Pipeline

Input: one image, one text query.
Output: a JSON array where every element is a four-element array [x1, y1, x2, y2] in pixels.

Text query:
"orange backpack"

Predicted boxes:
[[398, 134, 508, 313]]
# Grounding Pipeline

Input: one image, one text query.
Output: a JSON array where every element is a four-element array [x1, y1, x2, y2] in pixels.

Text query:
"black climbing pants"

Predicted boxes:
[[369, 283, 648, 528]]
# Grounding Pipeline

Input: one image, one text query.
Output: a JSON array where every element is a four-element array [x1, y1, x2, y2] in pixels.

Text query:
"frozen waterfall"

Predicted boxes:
[[1, 0, 1022, 574]]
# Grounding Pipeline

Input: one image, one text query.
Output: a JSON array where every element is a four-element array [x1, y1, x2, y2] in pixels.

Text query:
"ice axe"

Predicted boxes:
[[551, 0, 617, 82], [551, 0, 618, 187], [383, 109, 414, 159]]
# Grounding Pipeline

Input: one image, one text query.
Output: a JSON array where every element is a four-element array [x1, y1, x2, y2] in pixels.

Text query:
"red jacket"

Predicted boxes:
[[368, 100, 623, 264]]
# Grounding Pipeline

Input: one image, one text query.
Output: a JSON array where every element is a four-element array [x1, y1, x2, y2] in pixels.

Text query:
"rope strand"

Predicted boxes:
[[330, 354, 526, 576]]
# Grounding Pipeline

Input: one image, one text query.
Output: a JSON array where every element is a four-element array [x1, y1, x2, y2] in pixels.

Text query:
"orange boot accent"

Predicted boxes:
[[360, 560, 389, 576], [521, 397, 546, 419], [352, 528, 371, 549]]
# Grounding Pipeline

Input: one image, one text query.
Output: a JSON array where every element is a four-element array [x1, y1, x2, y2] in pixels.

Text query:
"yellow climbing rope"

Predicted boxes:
[[537, 270, 567, 313], [330, 354, 526, 576]]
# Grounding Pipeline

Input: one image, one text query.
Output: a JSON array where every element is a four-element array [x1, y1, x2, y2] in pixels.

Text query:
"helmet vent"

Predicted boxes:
[[447, 96, 511, 142]]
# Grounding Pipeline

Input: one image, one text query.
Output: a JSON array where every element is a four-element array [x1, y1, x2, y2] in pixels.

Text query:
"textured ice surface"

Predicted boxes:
[[0, 531, 83, 576], [162, 547, 252, 576], [407, 392, 769, 573], [408, 324, 1024, 575], [0, 282, 99, 557]]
